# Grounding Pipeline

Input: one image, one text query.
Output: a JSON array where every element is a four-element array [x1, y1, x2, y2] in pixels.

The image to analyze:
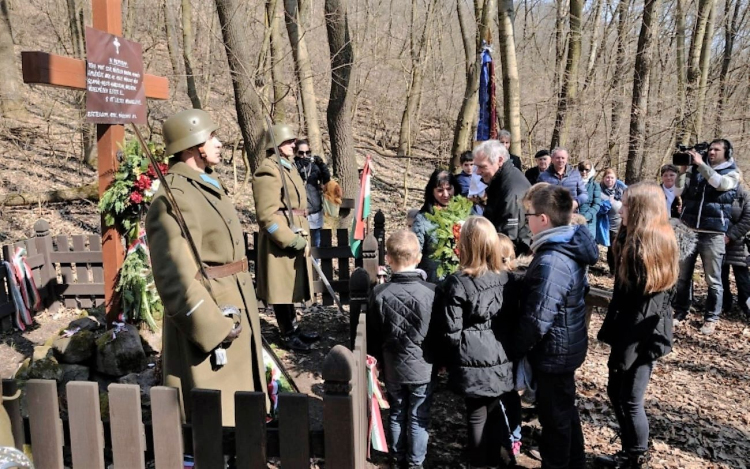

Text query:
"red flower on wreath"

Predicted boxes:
[[134, 174, 152, 191], [130, 192, 144, 204]]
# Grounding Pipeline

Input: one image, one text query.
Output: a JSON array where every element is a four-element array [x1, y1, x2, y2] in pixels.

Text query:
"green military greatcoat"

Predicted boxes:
[[253, 154, 314, 304], [146, 161, 268, 426]]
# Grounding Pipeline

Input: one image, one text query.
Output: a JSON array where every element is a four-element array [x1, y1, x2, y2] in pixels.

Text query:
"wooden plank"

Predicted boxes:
[[191, 389, 224, 468], [35, 235, 60, 312], [234, 392, 267, 469], [21, 51, 169, 99], [337, 229, 352, 302], [49, 251, 104, 264], [109, 384, 146, 469], [150, 387, 184, 469], [309, 245, 353, 259], [320, 230, 334, 306], [55, 283, 106, 296], [72, 235, 92, 308], [26, 380, 64, 469], [55, 236, 78, 308], [0, 262, 10, 305], [2, 380, 24, 450], [67, 381, 105, 469], [89, 235, 104, 284], [279, 394, 310, 469], [324, 395, 356, 469]]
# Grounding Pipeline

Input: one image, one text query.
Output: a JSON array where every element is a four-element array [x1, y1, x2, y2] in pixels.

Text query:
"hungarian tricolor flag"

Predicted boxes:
[[350, 155, 372, 257]]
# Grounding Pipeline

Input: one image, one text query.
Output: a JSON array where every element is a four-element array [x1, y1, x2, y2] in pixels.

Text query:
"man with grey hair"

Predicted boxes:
[[538, 147, 587, 211], [498, 129, 524, 171], [473, 140, 532, 254]]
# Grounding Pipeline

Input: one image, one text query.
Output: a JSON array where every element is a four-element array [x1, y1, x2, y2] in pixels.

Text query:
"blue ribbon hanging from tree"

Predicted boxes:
[[476, 43, 497, 141]]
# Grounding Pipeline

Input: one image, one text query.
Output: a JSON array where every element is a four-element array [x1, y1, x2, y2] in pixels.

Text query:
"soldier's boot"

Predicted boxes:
[[280, 333, 311, 352]]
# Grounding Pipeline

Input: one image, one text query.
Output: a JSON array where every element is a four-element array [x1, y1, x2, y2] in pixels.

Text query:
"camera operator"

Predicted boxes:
[[674, 139, 739, 334], [294, 139, 331, 248]]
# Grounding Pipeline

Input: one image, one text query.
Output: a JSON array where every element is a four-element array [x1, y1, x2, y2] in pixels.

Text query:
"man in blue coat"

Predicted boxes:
[[538, 148, 588, 212]]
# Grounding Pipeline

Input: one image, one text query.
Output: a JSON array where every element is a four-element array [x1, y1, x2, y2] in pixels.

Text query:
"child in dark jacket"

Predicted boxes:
[[367, 230, 435, 469], [595, 183, 679, 469], [431, 216, 520, 467], [513, 183, 599, 469]]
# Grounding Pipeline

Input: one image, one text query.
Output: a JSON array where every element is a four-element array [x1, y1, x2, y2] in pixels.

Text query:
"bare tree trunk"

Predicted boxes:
[[182, 0, 202, 109], [607, 0, 628, 169], [552, 0, 568, 97], [694, 3, 714, 139], [498, 0, 521, 157], [0, 0, 25, 118], [215, 0, 266, 173], [2, 184, 99, 206], [66, 0, 96, 168], [163, 0, 182, 80], [624, 0, 660, 184], [450, 0, 495, 172], [325, 0, 357, 202], [673, 0, 686, 145], [682, 0, 715, 143], [124, 0, 137, 38], [581, 0, 603, 90], [267, 0, 287, 122], [397, 0, 437, 156], [715, 0, 740, 134], [285, 0, 323, 154], [550, 0, 582, 150]]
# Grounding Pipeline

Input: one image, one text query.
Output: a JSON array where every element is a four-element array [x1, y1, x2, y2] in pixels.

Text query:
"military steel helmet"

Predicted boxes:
[[162, 109, 219, 156], [265, 123, 296, 151]]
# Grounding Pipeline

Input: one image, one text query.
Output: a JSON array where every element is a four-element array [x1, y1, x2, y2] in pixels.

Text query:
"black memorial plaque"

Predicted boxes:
[[85, 27, 146, 124]]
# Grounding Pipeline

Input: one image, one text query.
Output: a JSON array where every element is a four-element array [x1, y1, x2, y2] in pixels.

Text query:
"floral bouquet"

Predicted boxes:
[[100, 138, 168, 330], [425, 196, 473, 278], [99, 138, 168, 242]]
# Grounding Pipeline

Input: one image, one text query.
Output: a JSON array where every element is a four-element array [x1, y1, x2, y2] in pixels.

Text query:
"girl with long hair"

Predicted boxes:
[[430, 216, 521, 467], [595, 183, 679, 469]]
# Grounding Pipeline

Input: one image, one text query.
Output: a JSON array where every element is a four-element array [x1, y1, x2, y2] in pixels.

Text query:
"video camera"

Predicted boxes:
[[673, 142, 709, 166]]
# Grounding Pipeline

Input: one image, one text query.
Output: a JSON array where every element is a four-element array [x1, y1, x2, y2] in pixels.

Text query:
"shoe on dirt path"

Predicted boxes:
[[700, 321, 717, 335]]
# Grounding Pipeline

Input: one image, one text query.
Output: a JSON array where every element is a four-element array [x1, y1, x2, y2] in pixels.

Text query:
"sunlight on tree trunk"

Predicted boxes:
[[182, 0, 202, 109], [550, 0, 582, 150], [498, 0, 521, 158]]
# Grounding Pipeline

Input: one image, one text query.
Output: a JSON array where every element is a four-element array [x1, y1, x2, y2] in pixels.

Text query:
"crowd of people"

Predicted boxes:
[[367, 134, 746, 469]]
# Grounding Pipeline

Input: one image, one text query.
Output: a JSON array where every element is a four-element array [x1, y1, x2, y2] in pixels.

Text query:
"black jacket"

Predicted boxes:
[[512, 225, 598, 374], [724, 185, 750, 266], [525, 166, 541, 185], [367, 271, 435, 385], [598, 277, 674, 371], [483, 162, 532, 254], [510, 153, 523, 172], [294, 156, 331, 214], [430, 271, 516, 398]]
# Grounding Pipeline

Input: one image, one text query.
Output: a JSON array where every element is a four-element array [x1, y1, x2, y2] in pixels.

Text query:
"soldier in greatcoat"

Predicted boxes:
[[146, 109, 268, 426], [253, 124, 319, 352]]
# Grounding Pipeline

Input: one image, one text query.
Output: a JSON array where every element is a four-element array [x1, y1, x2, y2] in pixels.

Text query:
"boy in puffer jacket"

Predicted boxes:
[[512, 184, 599, 469], [367, 230, 435, 469]]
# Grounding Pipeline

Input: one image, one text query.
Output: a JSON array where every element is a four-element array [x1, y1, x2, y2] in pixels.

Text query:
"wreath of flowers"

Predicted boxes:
[[425, 196, 473, 278], [99, 138, 168, 331]]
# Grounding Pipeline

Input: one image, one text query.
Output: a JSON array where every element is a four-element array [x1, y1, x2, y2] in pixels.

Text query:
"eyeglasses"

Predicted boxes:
[[580, 168, 591, 172], [298, 151, 311, 156]]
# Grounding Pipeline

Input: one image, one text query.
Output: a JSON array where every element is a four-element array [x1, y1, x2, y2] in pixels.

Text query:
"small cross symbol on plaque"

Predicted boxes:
[[113, 37, 120, 54]]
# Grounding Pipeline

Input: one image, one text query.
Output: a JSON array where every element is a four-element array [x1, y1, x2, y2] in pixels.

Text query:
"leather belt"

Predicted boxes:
[[195, 257, 248, 280], [276, 209, 308, 216]]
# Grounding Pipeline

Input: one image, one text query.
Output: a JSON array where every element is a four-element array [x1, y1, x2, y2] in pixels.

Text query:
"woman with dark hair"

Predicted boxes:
[[411, 169, 461, 283]]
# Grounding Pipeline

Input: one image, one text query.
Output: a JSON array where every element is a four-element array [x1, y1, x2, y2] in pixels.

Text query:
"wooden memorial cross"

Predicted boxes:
[[20, 0, 169, 322]]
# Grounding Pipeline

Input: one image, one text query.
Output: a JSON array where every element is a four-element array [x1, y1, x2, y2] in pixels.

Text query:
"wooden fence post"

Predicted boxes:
[[26, 380, 64, 468], [349, 268, 370, 349], [373, 210, 386, 266], [34, 219, 60, 313], [362, 233, 379, 284], [323, 345, 360, 469]]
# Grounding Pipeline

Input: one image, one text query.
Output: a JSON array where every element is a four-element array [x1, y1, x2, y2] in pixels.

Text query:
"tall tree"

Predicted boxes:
[[182, 0, 201, 109], [215, 0, 266, 173], [285, 0, 323, 154], [550, 0, 582, 150], [450, 0, 495, 171], [0, 0, 25, 118], [397, 0, 437, 156], [66, 0, 96, 168], [581, 0, 603, 90], [325, 0, 357, 200], [266, 0, 286, 122], [673, 0, 686, 146], [715, 0, 741, 134], [607, 0, 629, 169], [552, 0, 568, 98], [497, 0, 521, 157], [163, 0, 183, 80], [624, 0, 660, 184], [680, 0, 715, 143], [694, 3, 715, 139]]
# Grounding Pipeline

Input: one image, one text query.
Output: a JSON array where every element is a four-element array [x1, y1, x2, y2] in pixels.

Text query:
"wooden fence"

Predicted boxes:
[[1, 310, 370, 468], [0, 214, 386, 332]]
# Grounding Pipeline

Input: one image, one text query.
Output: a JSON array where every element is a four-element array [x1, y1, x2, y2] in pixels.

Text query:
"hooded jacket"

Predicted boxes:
[[679, 160, 739, 233], [367, 270, 435, 384], [431, 270, 516, 397], [483, 161, 532, 254], [724, 185, 750, 266], [580, 172, 602, 238], [511, 225, 599, 373]]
